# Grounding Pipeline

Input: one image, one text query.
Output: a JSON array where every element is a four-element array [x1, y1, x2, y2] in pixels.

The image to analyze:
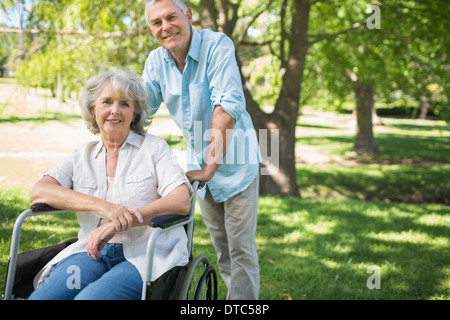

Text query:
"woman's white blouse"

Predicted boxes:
[[34, 131, 193, 287]]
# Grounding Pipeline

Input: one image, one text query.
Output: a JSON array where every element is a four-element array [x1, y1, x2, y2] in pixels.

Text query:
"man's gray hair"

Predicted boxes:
[[79, 70, 151, 136], [145, 0, 188, 27]]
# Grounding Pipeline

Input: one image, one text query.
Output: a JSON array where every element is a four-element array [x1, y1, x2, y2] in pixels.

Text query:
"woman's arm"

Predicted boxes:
[[133, 183, 191, 226], [30, 175, 142, 231], [87, 183, 191, 259]]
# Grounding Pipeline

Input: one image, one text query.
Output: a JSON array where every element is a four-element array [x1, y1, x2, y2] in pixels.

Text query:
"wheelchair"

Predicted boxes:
[[3, 181, 218, 300]]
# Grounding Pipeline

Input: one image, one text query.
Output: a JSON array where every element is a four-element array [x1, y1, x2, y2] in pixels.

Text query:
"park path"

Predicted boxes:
[[0, 116, 184, 189], [0, 109, 352, 189], [0, 79, 357, 189], [0, 80, 184, 188]]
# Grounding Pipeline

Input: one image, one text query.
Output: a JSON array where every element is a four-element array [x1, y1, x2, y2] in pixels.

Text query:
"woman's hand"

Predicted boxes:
[[87, 222, 116, 260], [87, 207, 143, 259], [97, 202, 143, 232]]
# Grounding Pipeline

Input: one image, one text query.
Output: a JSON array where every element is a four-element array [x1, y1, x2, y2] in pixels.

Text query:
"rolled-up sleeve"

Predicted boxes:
[[208, 36, 245, 121], [143, 54, 163, 117], [43, 154, 74, 189], [154, 138, 193, 199]]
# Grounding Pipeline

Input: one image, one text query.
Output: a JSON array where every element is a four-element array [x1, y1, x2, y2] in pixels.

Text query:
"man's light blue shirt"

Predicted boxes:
[[143, 28, 260, 202]]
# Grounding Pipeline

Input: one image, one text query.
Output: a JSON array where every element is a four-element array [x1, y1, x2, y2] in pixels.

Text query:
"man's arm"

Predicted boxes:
[[186, 106, 235, 184], [143, 53, 163, 116]]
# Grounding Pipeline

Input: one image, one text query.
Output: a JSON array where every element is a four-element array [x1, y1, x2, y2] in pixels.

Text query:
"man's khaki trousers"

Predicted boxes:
[[197, 175, 260, 300]]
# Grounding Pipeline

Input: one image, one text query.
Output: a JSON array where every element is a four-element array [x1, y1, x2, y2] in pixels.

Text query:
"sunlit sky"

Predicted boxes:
[[1, 2, 134, 29], [1, 3, 27, 28]]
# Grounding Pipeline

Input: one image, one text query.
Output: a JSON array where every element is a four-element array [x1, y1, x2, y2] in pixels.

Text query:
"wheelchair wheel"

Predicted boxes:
[[179, 254, 217, 300]]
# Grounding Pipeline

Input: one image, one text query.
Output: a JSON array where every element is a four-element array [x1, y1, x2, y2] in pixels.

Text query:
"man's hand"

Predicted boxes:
[[186, 167, 215, 187]]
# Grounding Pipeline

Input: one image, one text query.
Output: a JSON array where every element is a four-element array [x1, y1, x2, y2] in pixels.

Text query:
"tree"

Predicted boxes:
[[3, 0, 447, 196], [383, 1, 450, 123], [303, 0, 449, 154], [2, 0, 153, 100], [0, 25, 16, 77], [192, 0, 310, 196], [306, 0, 384, 155], [191, 0, 449, 194]]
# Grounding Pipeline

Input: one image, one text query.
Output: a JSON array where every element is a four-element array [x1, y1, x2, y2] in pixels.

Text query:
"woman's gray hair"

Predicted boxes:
[[145, 0, 188, 27], [79, 70, 151, 136]]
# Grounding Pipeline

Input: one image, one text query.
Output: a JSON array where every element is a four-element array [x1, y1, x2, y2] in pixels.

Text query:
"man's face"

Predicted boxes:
[[146, 0, 193, 55]]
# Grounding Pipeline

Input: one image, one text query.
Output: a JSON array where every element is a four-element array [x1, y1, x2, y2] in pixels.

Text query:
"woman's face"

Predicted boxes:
[[93, 81, 135, 139]]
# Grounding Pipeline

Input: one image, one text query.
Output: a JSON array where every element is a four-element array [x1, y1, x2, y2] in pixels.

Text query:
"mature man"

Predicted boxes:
[[142, 0, 260, 299]]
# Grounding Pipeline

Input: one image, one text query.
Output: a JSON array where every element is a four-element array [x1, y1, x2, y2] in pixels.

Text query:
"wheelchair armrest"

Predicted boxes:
[[30, 203, 60, 212], [149, 214, 190, 229]]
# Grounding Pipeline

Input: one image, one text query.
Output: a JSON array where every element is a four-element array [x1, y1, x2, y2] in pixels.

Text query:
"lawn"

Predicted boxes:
[[1, 114, 449, 300]]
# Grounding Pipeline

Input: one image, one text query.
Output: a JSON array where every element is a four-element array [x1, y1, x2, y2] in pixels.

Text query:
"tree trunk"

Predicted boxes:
[[56, 72, 64, 104], [372, 106, 383, 126], [253, 111, 300, 195], [252, 0, 309, 196], [198, 0, 219, 31], [419, 95, 430, 119], [353, 81, 380, 155], [238, 56, 301, 195]]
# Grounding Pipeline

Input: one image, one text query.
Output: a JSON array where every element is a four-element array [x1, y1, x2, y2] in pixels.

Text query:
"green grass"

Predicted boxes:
[[196, 197, 449, 300], [0, 188, 79, 290], [255, 197, 449, 300], [1, 187, 448, 300], [298, 164, 450, 204], [299, 133, 450, 162], [298, 118, 450, 162]]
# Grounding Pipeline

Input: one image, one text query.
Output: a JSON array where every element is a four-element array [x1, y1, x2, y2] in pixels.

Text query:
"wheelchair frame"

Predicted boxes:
[[3, 181, 217, 300]]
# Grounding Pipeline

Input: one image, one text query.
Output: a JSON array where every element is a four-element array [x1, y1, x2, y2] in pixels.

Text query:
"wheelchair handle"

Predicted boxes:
[[31, 203, 59, 212]]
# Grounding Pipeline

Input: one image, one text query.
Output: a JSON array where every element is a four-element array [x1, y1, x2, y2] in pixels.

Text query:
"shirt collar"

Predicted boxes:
[[187, 27, 201, 62], [163, 27, 200, 64], [94, 131, 143, 158]]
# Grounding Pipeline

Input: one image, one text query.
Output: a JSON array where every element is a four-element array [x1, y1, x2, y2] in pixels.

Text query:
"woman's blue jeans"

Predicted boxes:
[[28, 243, 142, 300]]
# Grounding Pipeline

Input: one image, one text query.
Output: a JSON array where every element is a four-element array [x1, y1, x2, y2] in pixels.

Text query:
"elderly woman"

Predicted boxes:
[[27, 70, 192, 300]]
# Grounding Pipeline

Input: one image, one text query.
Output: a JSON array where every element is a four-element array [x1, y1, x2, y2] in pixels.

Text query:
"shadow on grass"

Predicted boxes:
[[189, 195, 449, 300], [388, 123, 450, 132], [299, 133, 450, 162], [255, 196, 450, 300], [375, 133, 450, 162], [0, 187, 79, 296], [297, 164, 450, 205], [298, 123, 341, 130], [1, 188, 449, 300], [1, 114, 448, 300]]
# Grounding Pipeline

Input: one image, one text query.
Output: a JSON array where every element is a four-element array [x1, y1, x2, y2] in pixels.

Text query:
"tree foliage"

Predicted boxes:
[[306, 0, 449, 119], [1, 0, 154, 100], [1, 0, 448, 195]]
